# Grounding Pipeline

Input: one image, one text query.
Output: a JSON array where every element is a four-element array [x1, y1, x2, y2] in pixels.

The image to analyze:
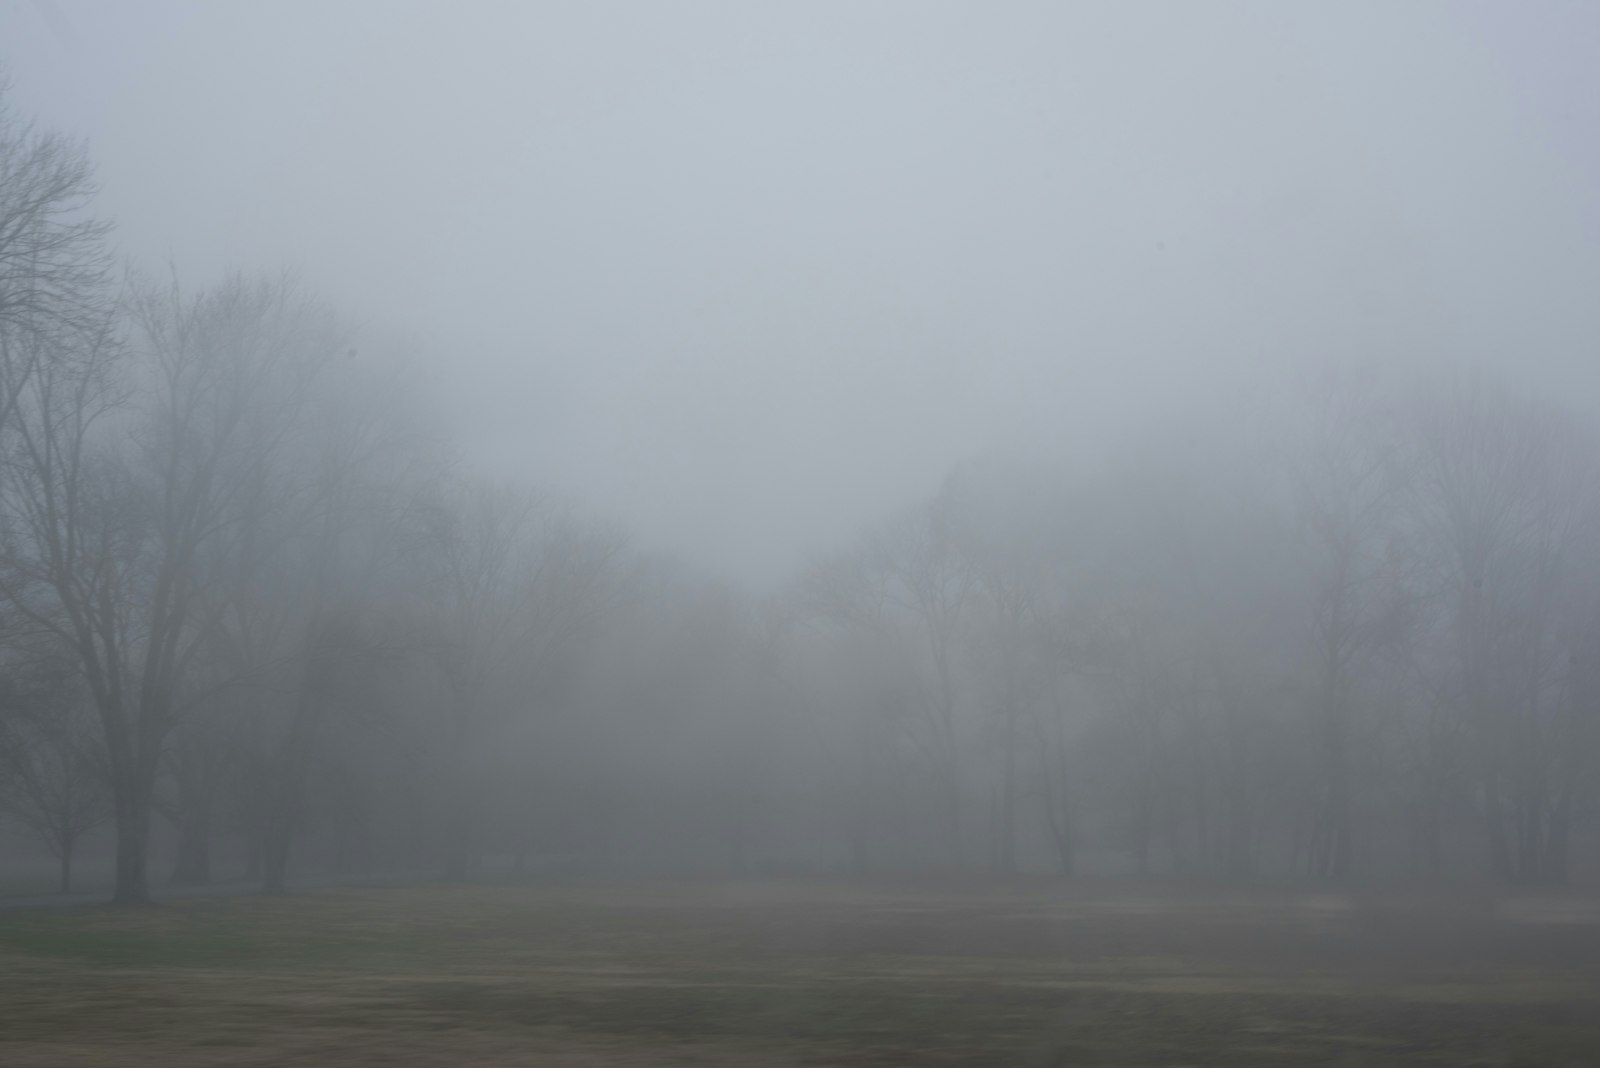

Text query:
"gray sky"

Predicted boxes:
[[5, 1, 1599, 587]]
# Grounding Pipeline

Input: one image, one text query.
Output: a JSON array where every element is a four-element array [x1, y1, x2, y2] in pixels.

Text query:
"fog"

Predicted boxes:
[[3, 1, 1600, 913], [9, 2, 1600, 588]]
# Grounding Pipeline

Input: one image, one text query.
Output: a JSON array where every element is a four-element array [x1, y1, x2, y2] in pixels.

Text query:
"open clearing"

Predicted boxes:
[[0, 880, 1596, 1066]]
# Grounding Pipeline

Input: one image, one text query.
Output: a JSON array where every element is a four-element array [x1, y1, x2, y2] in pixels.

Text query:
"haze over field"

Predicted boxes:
[[1, 0, 1600, 908], [6, 2, 1600, 586], [7, 5, 1600, 1064]]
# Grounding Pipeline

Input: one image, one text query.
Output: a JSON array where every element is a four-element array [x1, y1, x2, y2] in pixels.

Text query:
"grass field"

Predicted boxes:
[[0, 879, 1596, 1066]]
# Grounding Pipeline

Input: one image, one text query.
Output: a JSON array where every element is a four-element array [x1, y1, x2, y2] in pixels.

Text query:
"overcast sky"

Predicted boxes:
[[4, 1, 1599, 586]]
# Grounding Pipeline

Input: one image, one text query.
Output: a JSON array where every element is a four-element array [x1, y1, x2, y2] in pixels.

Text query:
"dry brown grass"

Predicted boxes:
[[0, 879, 1596, 1065]]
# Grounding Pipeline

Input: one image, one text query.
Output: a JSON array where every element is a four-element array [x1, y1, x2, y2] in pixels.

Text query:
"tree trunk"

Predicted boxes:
[[1133, 782, 1151, 876], [111, 784, 153, 905], [1313, 696, 1353, 881], [440, 748, 475, 880], [439, 724, 476, 880], [167, 743, 221, 886], [442, 805, 473, 881], [1514, 791, 1540, 883], [1046, 794, 1075, 876], [1226, 802, 1252, 878], [1483, 779, 1512, 880], [261, 815, 293, 894], [1412, 787, 1443, 878], [260, 761, 303, 894], [942, 764, 963, 869], [260, 693, 323, 894], [243, 832, 263, 881], [333, 820, 353, 874], [1544, 794, 1570, 884], [849, 793, 869, 875], [997, 703, 1018, 874], [59, 840, 74, 895], [170, 819, 212, 886], [1040, 734, 1075, 877]]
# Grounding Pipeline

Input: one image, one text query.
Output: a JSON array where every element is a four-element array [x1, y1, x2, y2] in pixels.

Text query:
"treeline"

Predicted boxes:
[[2, 85, 1598, 902], [0, 86, 641, 901], [791, 373, 1600, 885]]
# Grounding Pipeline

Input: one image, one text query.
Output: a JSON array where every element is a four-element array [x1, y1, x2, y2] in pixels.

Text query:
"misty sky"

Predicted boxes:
[[4, 1, 1599, 586]]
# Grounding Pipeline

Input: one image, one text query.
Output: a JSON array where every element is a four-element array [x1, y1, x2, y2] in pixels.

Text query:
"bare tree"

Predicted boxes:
[[419, 485, 538, 879], [944, 460, 1057, 873], [418, 486, 632, 878], [1290, 365, 1411, 880], [248, 359, 433, 894], [1410, 374, 1600, 882], [800, 496, 977, 870], [865, 496, 976, 866], [0, 273, 342, 902]]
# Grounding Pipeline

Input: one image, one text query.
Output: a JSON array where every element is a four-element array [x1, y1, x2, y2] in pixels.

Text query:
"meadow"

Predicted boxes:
[[0, 879, 1596, 1066]]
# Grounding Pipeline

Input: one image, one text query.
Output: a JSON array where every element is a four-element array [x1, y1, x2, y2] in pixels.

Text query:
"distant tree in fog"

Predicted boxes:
[[1290, 365, 1412, 880], [0, 272, 343, 903], [1410, 375, 1600, 883], [943, 460, 1058, 873], [5, 76, 1600, 896], [245, 354, 430, 894], [418, 485, 539, 879], [415, 483, 632, 878]]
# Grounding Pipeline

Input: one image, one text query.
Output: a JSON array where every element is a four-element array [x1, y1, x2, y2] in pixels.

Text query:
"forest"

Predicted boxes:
[[1, 78, 1596, 908]]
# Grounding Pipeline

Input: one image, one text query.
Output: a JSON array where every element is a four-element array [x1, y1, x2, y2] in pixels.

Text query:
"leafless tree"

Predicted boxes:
[[1290, 365, 1412, 879], [1410, 374, 1600, 882], [0, 273, 343, 902], [418, 485, 632, 877], [249, 359, 433, 893]]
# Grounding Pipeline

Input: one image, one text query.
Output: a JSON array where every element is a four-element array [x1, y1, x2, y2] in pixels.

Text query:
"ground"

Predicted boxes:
[[0, 879, 1596, 1066]]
